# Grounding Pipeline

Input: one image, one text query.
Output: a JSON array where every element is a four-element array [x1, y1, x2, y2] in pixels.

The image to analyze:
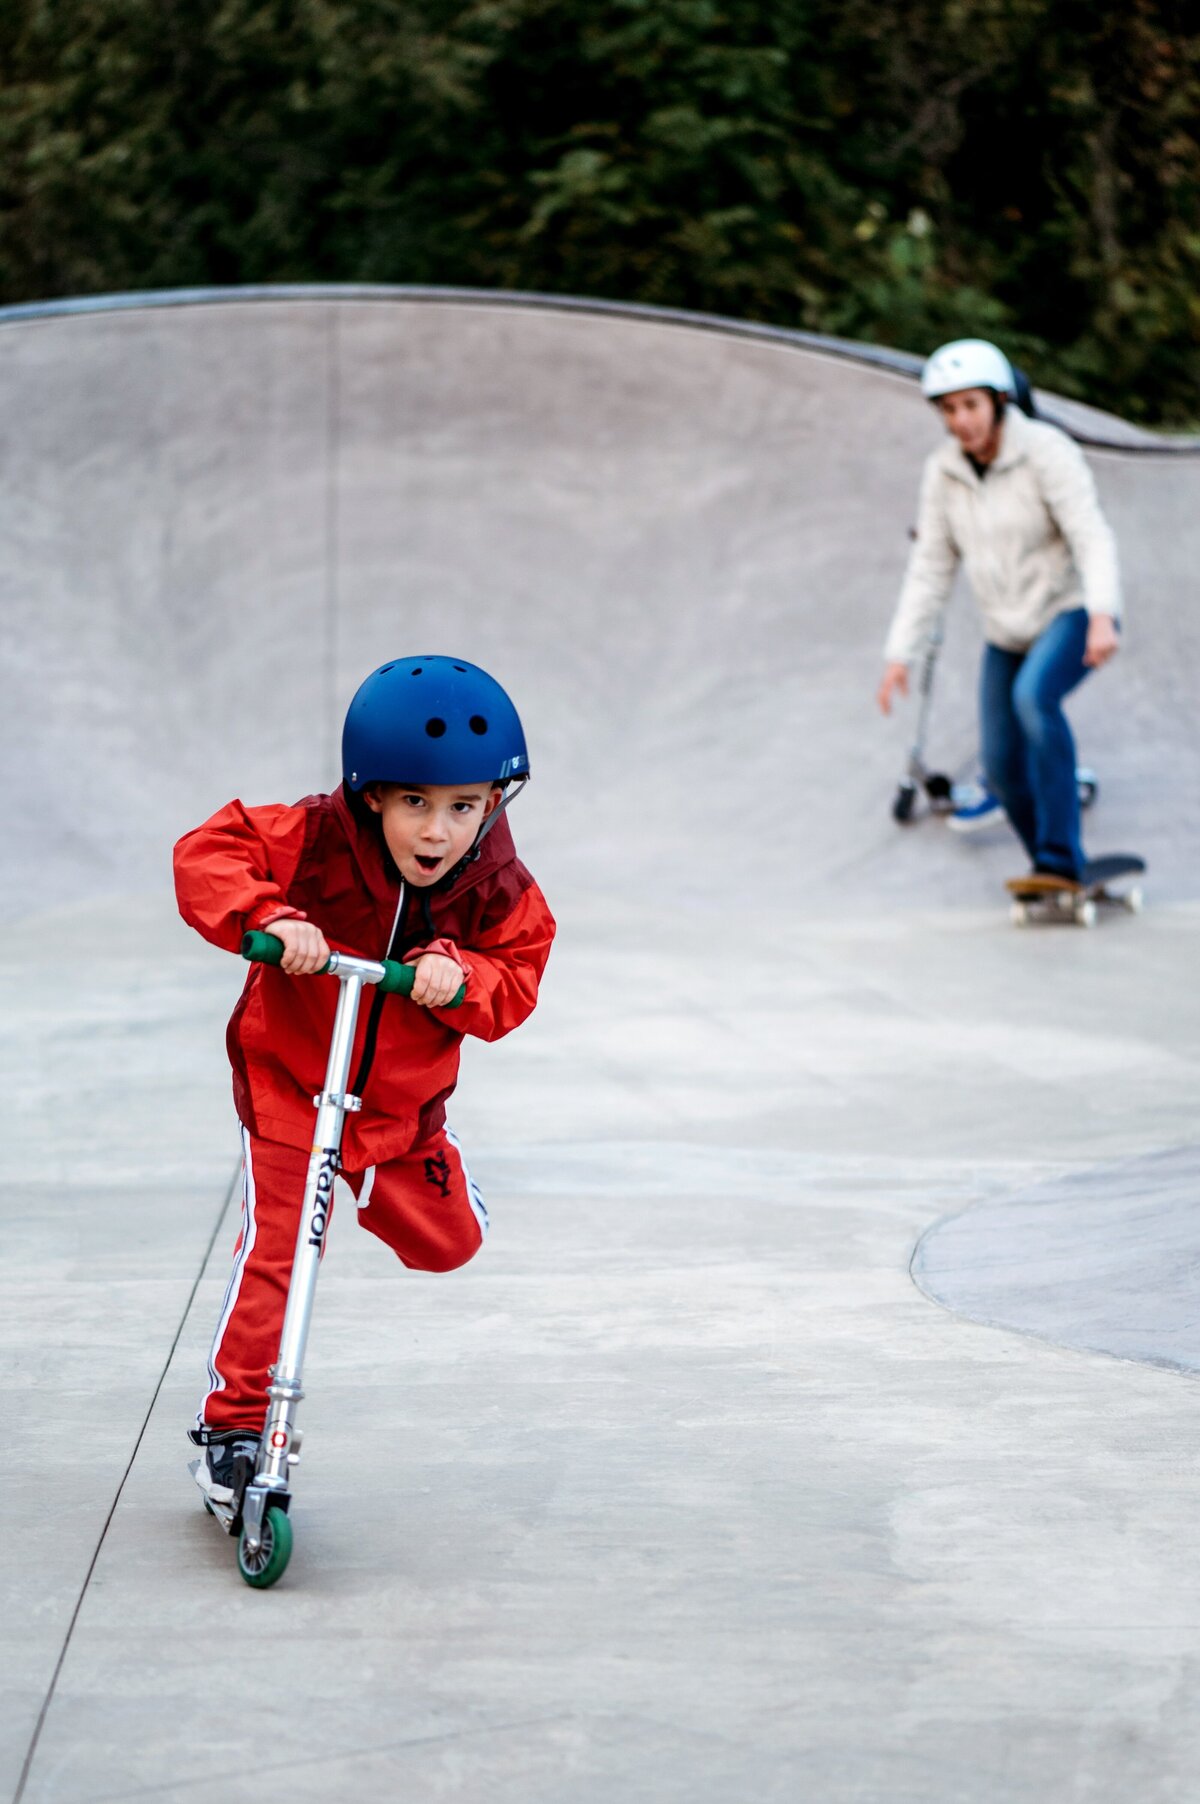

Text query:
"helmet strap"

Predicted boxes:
[[438, 774, 530, 888]]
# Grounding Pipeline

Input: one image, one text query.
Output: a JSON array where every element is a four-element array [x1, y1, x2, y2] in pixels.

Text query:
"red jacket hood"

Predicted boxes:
[[328, 781, 522, 920]]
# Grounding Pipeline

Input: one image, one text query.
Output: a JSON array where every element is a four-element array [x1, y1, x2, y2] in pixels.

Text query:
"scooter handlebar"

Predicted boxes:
[[240, 930, 465, 1007]]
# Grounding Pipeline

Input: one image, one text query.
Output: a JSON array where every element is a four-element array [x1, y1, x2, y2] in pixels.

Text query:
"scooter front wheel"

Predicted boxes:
[[237, 1506, 293, 1589], [892, 781, 917, 823]]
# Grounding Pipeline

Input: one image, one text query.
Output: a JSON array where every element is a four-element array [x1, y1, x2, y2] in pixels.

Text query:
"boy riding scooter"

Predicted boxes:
[[174, 656, 554, 1581]]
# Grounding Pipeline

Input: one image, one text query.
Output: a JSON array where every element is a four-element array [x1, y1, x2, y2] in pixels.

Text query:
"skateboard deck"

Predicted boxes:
[[1006, 855, 1145, 927]]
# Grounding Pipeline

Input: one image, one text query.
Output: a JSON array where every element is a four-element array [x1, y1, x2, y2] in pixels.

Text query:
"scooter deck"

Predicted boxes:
[[188, 1457, 240, 1535]]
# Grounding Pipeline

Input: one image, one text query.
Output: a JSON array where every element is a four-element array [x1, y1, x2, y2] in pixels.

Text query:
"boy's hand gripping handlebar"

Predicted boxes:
[[241, 928, 466, 1007]]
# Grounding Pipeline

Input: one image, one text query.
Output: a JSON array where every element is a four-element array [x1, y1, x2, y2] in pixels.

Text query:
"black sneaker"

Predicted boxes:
[[188, 1429, 260, 1506]]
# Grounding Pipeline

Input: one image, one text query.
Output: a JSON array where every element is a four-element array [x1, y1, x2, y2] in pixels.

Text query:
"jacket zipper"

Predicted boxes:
[[349, 880, 406, 1100], [384, 882, 406, 960]]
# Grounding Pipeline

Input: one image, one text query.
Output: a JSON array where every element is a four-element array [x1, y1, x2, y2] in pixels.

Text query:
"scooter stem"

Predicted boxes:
[[234, 935, 464, 1554], [243, 961, 376, 1541]]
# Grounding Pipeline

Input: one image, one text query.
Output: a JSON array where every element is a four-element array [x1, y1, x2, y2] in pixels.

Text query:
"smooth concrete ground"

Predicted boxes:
[[4, 292, 1200, 1803]]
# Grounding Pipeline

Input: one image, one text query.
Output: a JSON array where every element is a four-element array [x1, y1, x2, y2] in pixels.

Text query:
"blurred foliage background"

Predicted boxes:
[[1, 0, 1197, 422]]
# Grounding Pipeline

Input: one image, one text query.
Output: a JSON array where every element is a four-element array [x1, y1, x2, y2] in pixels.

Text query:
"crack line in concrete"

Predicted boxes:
[[82, 1713, 579, 1803], [12, 1160, 242, 1804]]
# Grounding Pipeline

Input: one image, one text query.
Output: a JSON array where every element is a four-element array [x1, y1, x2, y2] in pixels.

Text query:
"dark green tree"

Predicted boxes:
[[1, 0, 1197, 420]]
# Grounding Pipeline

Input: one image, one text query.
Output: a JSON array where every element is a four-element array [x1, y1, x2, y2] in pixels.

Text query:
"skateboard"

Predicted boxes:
[[1006, 855, 1145, 928]]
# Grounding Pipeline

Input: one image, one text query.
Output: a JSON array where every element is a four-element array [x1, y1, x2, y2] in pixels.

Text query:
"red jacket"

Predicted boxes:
[[174, 786, 554, 1169]]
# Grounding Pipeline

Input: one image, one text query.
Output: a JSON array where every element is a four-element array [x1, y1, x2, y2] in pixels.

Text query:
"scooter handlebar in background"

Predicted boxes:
[[240, 929, 466, 1007]]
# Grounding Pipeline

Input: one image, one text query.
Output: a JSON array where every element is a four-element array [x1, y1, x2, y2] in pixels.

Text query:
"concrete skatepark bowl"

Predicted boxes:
[[4, 288, 1200, 1803]]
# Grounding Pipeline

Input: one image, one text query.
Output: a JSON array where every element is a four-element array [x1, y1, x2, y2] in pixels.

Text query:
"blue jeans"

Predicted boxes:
[[980, 607, 1090, 878]]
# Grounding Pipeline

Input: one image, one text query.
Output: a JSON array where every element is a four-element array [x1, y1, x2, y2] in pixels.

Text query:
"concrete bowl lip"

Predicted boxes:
[[909, 1139, 1200, 1376], [1, 281, 1196, 457]]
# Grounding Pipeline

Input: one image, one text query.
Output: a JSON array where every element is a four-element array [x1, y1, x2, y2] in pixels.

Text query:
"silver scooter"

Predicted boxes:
[[890, 622, 1100, 826], [891, 622, 953, 822], [190, 928, 464, 1588]]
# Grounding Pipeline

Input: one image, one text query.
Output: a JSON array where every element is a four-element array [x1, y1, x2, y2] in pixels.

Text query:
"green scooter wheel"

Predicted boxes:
[[237, 1506, 293, 1588]]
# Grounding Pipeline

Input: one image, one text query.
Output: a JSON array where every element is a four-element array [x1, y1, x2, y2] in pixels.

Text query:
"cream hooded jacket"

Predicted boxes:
[[884, 408, 1121, 666]]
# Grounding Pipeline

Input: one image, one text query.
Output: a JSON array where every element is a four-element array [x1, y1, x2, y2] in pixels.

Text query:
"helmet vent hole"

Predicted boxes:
[[379, 662, 395, 674], [469, 715, 488, 735], [411, 666, 423, 676], [453, 664, 466, 672], [425, 717, 447, 738]]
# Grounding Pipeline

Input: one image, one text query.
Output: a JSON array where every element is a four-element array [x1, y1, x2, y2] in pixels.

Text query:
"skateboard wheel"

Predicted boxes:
[[1125, 886, 1144, 914], [1076, 900, 1097, 928], [1010, 902, 1030, 927]]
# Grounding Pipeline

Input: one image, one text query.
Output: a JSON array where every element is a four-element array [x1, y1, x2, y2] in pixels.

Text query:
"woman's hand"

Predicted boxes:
[[877, 662, 910, 715], [263, 917, 331, 975], [406, 952, 464, 1008], [1084, 614, 1120, 669]]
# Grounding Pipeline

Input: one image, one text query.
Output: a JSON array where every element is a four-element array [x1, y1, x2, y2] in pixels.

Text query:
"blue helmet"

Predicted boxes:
[[342, 656, 528, 791]]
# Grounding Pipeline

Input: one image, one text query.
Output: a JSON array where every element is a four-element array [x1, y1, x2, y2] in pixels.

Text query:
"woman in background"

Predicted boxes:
[[878, 338, 1121, 880]]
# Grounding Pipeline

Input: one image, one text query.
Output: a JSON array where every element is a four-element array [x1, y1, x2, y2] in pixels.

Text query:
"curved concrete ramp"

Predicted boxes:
[[5, 290, 1200, 1803], [5, 288, 1200, 920], [914, 1144, 1200, 1370]]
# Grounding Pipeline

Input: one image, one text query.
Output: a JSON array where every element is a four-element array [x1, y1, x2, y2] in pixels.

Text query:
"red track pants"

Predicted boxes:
[[198, 1124, 488, 1434]]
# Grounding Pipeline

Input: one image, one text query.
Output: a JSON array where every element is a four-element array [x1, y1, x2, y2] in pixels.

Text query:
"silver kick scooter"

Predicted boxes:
[[891, 622, 953, 823], [890, 622, 1099, 825], [190, 928, 464, 1588]]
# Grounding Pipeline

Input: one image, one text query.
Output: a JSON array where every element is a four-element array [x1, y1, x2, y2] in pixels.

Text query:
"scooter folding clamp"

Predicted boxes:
[[313, 1090, 362, 1111], [267, 1375, 305, 1404]]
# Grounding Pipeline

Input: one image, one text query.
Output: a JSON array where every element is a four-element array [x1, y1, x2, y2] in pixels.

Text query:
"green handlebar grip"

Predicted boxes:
[[378, 958, 466, 1008], [240, 930, 294, 967], [241, 931, 465, 1008]]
